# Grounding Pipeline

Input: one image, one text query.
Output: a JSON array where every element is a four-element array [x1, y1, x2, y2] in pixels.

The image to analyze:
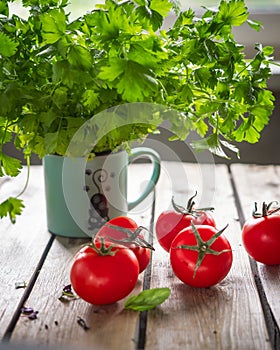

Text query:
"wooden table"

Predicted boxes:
[[0, 162, 279, 350]]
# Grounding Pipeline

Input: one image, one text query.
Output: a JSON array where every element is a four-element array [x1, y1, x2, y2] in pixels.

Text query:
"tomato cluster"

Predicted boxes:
[[155, 196, 280, 289], [70, 216, 152, 305], [155, 194, 233, 288], [70, 197, 280, 305], [95, 216, 151, 273]]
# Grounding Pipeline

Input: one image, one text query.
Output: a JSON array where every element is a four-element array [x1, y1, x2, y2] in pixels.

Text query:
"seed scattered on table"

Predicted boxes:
[[77, 316, 90, 331], [15, 281, 27, 289], [21, 307, 39, 320]]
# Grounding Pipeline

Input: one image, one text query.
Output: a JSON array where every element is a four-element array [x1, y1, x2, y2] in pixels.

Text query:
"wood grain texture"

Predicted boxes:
[[231, 164, 280, 328], [10, 164, 155, 350], [10, 236, 143, 350], [2, 162, 278, 350], [145, 162, 270, 350], [0, 166, 51, 339]]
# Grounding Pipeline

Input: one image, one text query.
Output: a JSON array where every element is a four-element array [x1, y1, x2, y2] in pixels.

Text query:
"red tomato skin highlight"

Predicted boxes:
[[70, 245, 139, 305], [156, 210, 216, 252], [97, 216, 138, 240], [170, 225, 232, 288], [242, 215, 280, 265], [126, 242, 151, 273], [96, 216, 151, 273]]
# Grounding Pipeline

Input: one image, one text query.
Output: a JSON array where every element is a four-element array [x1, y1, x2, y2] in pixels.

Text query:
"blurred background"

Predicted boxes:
[[7, 0, 280, 164]]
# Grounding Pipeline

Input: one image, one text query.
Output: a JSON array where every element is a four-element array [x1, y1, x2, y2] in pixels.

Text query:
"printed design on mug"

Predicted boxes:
[[84, 168, 110, 230]]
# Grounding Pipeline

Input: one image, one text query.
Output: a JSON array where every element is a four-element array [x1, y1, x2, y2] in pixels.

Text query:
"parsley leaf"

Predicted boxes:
[[116, 61, 159, 102], [0, 0, 275, 224], [0, 1, 9, 16], [0, 33, 18, 57], [67, 45, 92, 70], [217, 0, 248, 26], [150, 0, 173, 17], [0, 153, 22, 177], [0, 197, 25, 223], [40, 9, 66, 44]]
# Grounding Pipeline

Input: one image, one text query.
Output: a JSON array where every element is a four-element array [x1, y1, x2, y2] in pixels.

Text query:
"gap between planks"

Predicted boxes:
[[2, 163, 279, 350], [2, 234, 55, 342], [135, 189, 156, 350], [8, 163, 155, 350], [145, 162, 270, 350], [228, 164, 280, 350]]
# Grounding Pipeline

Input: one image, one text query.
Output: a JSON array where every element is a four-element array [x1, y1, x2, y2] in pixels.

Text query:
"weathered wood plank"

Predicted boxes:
[[146, 162, 270, 350], [10, 236, 143, 350], [231, 164, 280, 329], [0, 166, 51, 339], [3, 162, 278, 350], [10, 164, 154, 350]]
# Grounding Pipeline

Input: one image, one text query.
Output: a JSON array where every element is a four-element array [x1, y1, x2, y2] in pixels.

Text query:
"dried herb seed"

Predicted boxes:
[[77, 316, 90, 331], [15, 281, 27, 289], [58, 284, 79, 302]]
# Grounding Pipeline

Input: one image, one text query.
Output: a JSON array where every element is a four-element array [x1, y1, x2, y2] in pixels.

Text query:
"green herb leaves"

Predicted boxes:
[[0, 0, 276, 222], [0, 197, 24, 223], [150, 0, 173, 17], [165, 0, 274, 158], [40, 9, 66, 44], [0, 0, 274, 161], [125, 288, 171, 311], [0, 33, 18, 57], [0, 153, 22, 177], [216, 0, 248, 26]]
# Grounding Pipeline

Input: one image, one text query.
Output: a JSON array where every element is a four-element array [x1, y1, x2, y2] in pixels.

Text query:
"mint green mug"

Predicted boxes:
[[43, 148, 160, 238]]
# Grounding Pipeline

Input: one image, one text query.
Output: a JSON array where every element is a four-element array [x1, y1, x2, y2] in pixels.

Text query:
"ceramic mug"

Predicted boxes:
[[43, 147, 160, 238]]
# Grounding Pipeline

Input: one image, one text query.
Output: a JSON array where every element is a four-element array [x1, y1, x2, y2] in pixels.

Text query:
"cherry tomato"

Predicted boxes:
[[156, 193, 216, 253], [70, 242, 139, 305], [95, 216, 151, 273], [170, 224, 232, 288], [156, 209, 215, 252], [242, 202, 280, 265]]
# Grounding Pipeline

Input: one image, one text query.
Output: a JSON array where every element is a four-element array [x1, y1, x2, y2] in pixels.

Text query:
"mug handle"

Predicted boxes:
[[127, 147, 161, 211]]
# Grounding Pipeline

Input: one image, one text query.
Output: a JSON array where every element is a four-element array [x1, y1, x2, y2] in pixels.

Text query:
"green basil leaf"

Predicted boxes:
[[124, 288, 171, 311]]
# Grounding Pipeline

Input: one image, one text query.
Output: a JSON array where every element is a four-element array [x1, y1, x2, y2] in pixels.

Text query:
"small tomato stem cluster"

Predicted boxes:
[[175, 223, 231, 278], [253, 201, 280, 218], [172, 191, 214, 217]]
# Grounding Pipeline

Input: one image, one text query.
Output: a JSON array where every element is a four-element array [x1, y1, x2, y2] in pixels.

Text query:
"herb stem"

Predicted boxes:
[[0, 120, 10, 148], [16, 153, 31, 199]]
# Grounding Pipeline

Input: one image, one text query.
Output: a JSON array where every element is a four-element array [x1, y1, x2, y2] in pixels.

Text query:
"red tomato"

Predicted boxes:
[[170, 225, 232, 288], [242, 207, 280, 265], [95, 216, 151, 273], [70, 243, 139, 305], [156, 209, 215, 252]]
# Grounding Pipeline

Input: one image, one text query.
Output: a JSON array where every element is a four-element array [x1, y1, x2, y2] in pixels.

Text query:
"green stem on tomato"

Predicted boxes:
[[172, 192, 214, 217], [174, 223, 231, 279], [90, 237, 118, 256], [103, 224, 154, 250], [253, 201, 280, 218]]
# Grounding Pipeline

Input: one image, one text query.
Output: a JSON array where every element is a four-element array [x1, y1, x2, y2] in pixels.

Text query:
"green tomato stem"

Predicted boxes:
[[174, 223, 231, 279]]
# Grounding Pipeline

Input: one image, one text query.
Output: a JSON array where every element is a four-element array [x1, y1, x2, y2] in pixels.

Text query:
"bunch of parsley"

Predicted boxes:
[[0, 0, 275, 221]]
